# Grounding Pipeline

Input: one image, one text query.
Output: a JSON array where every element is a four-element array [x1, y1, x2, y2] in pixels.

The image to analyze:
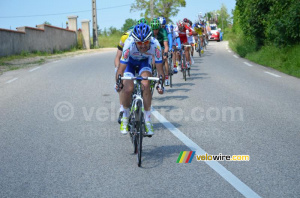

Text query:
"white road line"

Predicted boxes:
[[264, 71, 281, 78], [228, 50, 232, 53], [5, 78, 18, 84], [152, 107, 261, 198], [243, 62, 253, 67], [29, 66, 41, 72], [233, 55, 239, 58]]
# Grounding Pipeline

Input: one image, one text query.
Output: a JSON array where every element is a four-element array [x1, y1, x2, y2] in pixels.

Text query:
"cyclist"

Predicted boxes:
[[177, 20, 194, 69], [184, 18, 195, 58], [193, 22, 204, 54], [151, 18, 169, 86], [159, 17, 174, 64], [168, 24, 181, 73], [115, 23, 165, 136], [114, 18, 148, 123]]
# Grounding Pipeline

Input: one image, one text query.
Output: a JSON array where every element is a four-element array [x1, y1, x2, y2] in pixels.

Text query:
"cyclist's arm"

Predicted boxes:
[[116, 38, 131, 81], [176, 37, 181, 49], [162, 29, 169, 53], [163, 41, 168, 54], [184, 24, 193, 36], [114, 49, 122, 69], [115, 33, 128, 68], [153, 41, 165, 81], [116, 63, 127, 82]]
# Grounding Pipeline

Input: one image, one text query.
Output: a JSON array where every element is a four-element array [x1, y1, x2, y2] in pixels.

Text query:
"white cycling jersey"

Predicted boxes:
[[120, 36, 163, 64], [172, 25, 180, 46]]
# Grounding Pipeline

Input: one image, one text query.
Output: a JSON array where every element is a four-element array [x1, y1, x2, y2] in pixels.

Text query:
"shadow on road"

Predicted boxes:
[[153, 95, 189, 102], [172, 83, 195, 87], [140, 144, 189, 169], [165, 88, 191, 93]]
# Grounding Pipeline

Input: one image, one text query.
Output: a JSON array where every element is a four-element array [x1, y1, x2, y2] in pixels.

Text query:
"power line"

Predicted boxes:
[[0, 4, 132, 19]]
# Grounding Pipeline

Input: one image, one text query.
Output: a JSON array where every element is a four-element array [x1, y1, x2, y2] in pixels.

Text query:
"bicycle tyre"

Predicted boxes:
[[136, 100, 143, 167], [168, 57, 172, 88], [198, 40, 201, 57], [182, 54, 187, 81]]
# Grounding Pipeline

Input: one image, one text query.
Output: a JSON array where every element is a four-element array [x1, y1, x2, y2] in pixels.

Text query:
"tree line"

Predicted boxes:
[[232, 0, 299, 48]]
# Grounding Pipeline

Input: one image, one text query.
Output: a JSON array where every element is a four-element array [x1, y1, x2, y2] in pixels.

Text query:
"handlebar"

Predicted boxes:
[[117, 74, 164, 91], [121, 76, 160, 81]]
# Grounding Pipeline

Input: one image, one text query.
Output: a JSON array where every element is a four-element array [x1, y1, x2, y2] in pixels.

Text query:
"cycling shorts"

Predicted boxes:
[[188, 36, 195, 44], [124, 57, 152, 77]]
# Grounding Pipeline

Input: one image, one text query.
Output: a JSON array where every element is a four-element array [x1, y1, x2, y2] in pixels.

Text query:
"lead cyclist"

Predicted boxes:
[[115, 23, 165, 136], [114, 18, 148, 124]]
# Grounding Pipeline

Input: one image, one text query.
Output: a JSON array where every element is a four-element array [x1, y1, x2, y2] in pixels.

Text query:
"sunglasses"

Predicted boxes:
[[136, 40, 150, 45]]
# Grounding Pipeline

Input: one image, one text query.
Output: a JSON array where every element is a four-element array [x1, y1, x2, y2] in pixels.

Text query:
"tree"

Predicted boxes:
[[216, 4, 230, 31], [130, 0, 186, 23], [121, 18, 137, 32], [43, 21, 52, 25]]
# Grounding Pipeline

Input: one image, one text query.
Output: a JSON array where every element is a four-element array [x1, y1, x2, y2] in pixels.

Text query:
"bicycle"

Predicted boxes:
[[180, 44, 191, 81], [150, 64, 157, 96], [202, 34, 207, 50], [196, 35, 202, 57], [117, 74, 163, 167], [167, 51, 173, 88]]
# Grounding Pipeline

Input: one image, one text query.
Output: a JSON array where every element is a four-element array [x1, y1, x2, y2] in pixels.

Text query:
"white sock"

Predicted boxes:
[[120, 105, 124, 112], [144, 111, 151, 122], [123, 108, 130, 118]]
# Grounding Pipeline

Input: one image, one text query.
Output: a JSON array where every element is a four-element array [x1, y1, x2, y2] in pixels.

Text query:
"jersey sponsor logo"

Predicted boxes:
[[155, 47, 161, 59], [133, 52, 140, 56], [123, 48, 130, 60]]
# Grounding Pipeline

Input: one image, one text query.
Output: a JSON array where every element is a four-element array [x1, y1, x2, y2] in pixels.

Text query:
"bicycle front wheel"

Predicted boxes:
[[168, 57, 173, 88], [135, 100, 143, 167], [182, 55, 187, 81], [198, 40, 201, 57]]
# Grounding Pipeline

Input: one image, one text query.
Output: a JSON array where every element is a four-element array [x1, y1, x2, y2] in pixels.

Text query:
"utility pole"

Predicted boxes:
[[92, 0, 99, 48], [150, 0, 154, 20]]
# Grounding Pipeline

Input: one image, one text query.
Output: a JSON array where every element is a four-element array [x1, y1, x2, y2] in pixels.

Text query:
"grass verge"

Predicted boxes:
[[246, 45, 300, 78], [225, 31, 300, 78], [97, 34, 121, 48]]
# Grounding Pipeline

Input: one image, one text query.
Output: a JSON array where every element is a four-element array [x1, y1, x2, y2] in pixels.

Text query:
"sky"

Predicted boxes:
[[0, 0, 236, 32]]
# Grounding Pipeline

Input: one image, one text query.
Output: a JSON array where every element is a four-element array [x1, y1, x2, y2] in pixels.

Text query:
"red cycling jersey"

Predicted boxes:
[[178, 24, 193, 44]]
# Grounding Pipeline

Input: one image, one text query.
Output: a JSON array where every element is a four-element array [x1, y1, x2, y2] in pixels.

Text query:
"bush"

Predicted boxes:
[[77, 31, 84, 49]]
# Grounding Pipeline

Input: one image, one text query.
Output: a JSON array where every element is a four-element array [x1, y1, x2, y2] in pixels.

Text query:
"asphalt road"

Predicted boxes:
[[0, 41, 299, 198]]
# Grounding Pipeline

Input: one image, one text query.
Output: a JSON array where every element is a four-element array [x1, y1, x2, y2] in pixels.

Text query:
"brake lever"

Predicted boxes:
[[156, 75, 164, 92]]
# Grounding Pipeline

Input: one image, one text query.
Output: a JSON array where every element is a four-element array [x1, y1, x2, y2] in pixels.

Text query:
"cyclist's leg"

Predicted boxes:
[[162, 46, 170, 86], [194, 36, 198, 51], [172, 45, 178, 73], [139, 60, 154, 134], [138, 60, 152, 112], [183, 41, 191, 66], [119, 61, 135, 134]]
